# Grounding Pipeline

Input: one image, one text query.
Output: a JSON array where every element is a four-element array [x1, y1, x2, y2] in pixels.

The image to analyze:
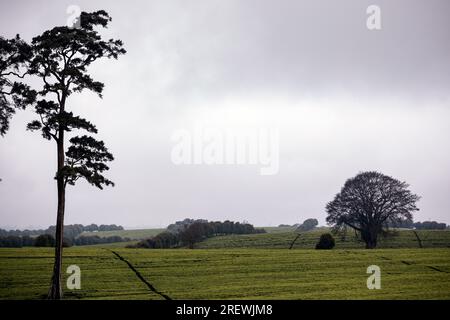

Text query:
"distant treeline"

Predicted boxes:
[[388, 220, 448, 230], [413, 221, 447, 230], [131, 219, 266, 249], [73, 235, 130, 246], [0, 224, 124, 238], [0, 234, 130, 248], [0, 223, 126, 248], [279, 219, 448, 231], [0, 236, 36, 247]]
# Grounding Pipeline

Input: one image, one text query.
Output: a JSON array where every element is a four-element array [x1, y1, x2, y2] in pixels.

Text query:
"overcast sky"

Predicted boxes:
[[1, 0, 449, 229]]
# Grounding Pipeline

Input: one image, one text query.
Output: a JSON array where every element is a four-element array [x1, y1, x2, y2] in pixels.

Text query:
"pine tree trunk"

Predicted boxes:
[[48, 98, 66, 300], [48, 182, 65, 298]]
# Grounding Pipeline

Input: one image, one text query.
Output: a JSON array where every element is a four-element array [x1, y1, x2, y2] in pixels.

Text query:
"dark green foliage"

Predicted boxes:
[[180, 222, 211, 249], [2, 10, 125, 187], [62, 237, 73, 247], [24, 11, 125, 190], [326, 171, 420, 249], [26, 100, 98, 140], [167, 218, 208, 233], [0, 233, 127, 247], [0, 236, 24, 247], [63, 135, 114, 189], [132, 220, 265, 249], [134, 232, 180, 249], [34, 234, 55, 247], [0, 35, 36, 135], [0, 224, 124, 239], [387, 217, 414, 229], [1, 234, 70, 247], [296, 218, 318, 232], [22, 236, 34, 247], [414, 221, 447, 230], [84, 224, 99, 232], [98, 224, 123, 231], [74, 235, 129, 246], [28, 10, 125, 98], [315, 233, 335, 249]]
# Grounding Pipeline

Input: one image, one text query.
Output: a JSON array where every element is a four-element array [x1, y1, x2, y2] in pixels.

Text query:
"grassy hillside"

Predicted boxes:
[[77, 227, 450, 250], [1, 247, 449, 299], [261, 226, 297, 233], [79, 228, 165, 240], [195, 229, 450, 249]]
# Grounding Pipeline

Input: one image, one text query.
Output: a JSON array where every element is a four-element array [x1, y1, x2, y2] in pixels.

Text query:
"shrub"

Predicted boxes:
[[0, 236, 23, 247], [315, 233, 335, 249], [63, 237, 73, 247], [34, 234, 55, 247], [296, 218, 319, 232]]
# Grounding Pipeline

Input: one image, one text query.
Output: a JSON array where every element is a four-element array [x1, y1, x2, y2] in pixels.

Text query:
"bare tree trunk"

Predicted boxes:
[[48, 97, 66, 300]]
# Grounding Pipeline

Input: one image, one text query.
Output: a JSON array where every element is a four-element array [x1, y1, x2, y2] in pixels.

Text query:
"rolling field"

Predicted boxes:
[[1, 247, 449, 299], [78, 227, 450, 250], [195, 229, 450, 249], [77, 226, 300, 240]]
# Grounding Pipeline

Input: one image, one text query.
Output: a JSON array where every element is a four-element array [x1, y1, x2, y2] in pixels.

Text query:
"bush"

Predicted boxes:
[[296, 218, 319, 232], [34, 234, 55, 247], [73, 235, 128, 246], [63, 237, 73, 247], [315, 233, 335, 249], [0, 236, 23, 247]]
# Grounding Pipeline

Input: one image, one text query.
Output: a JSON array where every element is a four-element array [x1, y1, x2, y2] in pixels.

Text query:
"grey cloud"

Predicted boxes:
[[0, 0, 449, 229]]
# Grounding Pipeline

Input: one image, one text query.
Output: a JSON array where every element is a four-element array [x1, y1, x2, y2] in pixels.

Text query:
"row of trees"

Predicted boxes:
[[132, 220, 266, 249], [0, 233, 129, 247], [386, 219, 447, 229], [166, 218, 209, 233], [0, 224, 124, 238], [412, 221, 447, 230], [0, 235, 36, 247], [287, 217, 446, 234], [72, 235, 129, 246]]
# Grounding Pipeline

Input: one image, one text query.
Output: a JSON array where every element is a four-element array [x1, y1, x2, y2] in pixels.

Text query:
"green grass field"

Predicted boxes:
[[195, 229, 450, 249], [1, 247, 449, 300], [77, 227, 450, 250]]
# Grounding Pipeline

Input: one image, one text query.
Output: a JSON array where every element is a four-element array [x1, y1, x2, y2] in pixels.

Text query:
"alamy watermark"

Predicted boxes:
[[366, 5, 381, 30], [171, 124, 279, 175], [66, 5, 81, 29], [366, 265, 381, 289], [66, 265, 81, 290]]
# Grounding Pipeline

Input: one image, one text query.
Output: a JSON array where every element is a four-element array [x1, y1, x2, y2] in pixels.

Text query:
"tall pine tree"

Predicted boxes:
[[0, 10, 126, 299]]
